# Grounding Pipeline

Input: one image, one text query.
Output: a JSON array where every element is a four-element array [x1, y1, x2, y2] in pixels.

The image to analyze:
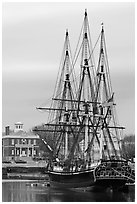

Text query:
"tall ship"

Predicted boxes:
[[34, 10, 135, 189]]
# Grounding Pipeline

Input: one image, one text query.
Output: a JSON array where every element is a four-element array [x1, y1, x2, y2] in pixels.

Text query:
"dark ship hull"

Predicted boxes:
[[48, 160, 135, 189], [49, 168, 95, 188]]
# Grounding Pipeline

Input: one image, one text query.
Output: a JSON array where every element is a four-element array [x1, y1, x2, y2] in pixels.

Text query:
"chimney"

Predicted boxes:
[[5, 126, 10, 135]]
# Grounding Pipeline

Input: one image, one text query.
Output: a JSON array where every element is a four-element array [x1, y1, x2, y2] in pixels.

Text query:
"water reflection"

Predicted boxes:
[[2, 181, 135, 202]]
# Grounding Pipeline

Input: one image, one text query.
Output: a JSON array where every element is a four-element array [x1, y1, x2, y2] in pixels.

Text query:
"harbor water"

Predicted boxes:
[[2, 180, 135, 202]]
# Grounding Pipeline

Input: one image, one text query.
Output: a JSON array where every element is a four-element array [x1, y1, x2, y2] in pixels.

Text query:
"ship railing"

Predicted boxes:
[[96, 168, 135, 183], [112, 168, 135, 182], [53, 166, 63, 172], [52, 162, 97, 173]]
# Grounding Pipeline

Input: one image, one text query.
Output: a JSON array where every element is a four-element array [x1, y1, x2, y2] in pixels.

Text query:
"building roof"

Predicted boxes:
[[15, 122, 23, 125], [2, 130, 39, 139]]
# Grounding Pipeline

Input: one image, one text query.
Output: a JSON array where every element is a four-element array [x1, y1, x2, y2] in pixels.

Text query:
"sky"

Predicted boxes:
[[2, 2, 135, 135]]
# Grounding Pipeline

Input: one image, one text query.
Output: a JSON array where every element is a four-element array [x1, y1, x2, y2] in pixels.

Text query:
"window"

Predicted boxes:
[[28, 139, 31, 145], [22, 139, 26, 144], [29, 148, 32, 156], [33, 139, 36, 145], [33, 150, 36, 155], [11, 139, 14, 145], [11, 150, 14, 155], [17, 139, 20, 144], [17, 149, 20, 155], [28, 149, 30, 156]]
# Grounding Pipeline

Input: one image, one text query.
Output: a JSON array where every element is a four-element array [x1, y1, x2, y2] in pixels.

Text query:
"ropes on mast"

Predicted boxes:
[[35, 9, 125, 163]]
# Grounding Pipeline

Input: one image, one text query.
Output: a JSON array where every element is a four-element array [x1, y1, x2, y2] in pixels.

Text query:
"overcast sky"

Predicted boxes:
[[2, 2, 135, 135]]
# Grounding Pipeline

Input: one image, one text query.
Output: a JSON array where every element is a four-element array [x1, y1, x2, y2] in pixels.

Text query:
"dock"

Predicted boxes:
[[2, 160, 48, 180]]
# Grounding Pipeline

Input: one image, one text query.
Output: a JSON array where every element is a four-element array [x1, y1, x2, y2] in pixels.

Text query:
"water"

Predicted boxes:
[[2, 180, 135, 202]]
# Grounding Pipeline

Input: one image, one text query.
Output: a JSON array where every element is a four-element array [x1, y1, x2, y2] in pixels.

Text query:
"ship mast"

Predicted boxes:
[[77, 10, 96, 154], [77, 9, 95, 105], [83, 22, 125, 162], [83, 9, 89, 152], [98, 24, 106, 160], [36, 30, 77, 161], [34, 10, 125, 166], [95, 24, 123, 160], [54, 30, 77, 160], [63, 30, 69, 159]]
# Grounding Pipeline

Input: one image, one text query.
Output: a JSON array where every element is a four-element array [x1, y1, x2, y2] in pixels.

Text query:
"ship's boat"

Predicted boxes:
[[33, 10, 135, 189]]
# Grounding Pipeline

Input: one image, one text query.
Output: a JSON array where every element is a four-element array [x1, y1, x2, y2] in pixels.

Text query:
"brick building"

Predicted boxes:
[[2, 122, 40, 161]]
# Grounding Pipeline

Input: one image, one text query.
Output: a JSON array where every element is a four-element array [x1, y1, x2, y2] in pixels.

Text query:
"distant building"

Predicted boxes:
[[2, 122, 40, 161]]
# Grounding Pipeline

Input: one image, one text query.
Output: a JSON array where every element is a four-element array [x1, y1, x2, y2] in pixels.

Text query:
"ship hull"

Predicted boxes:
[[49, 169, 95, 188], [94, 178, 127, 188], [48, 160, 134, 189]]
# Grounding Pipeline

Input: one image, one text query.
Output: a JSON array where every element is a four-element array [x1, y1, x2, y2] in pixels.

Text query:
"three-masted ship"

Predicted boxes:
[[34, 10, 135, 189]]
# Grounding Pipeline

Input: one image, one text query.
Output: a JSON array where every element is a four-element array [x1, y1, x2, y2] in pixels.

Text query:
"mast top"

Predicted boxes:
[[85, 9, 87, 17], [101, 22, 104, 32], [66, 29, 68, 36]]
